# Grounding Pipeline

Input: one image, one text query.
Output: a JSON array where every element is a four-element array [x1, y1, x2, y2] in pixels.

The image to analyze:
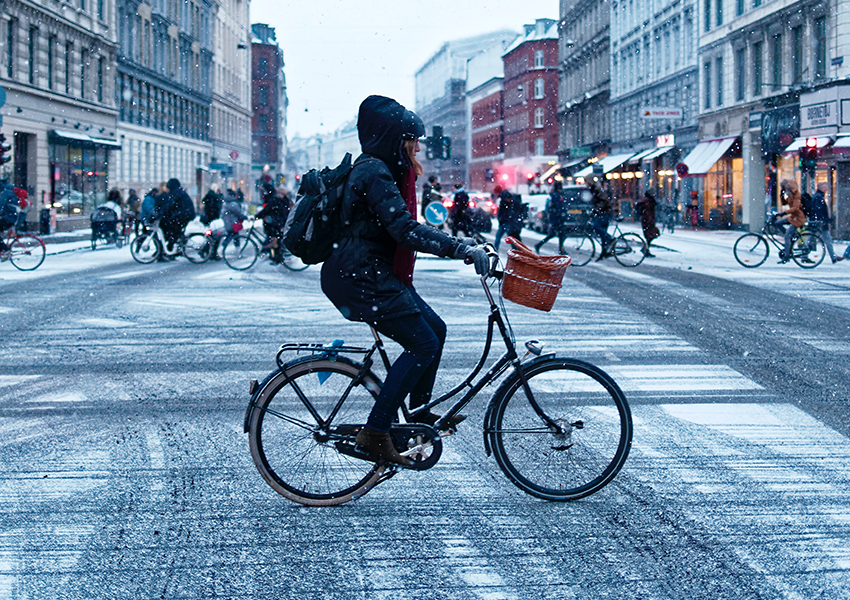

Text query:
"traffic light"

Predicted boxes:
[[799, 138, 818, 172], [440, 136, 451, 160], [0, 134, 11, 166], [423, 125, 451, 160]]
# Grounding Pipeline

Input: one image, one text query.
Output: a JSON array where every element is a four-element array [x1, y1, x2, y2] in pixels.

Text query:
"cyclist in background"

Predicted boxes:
[[776, 179, 806, 264], [809, 182, 843, 264], [590, 179, 615, 260]]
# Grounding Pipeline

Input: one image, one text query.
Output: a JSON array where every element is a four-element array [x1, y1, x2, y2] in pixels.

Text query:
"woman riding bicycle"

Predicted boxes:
[[320, 95, 488, 466], [776, 179, 806, 263]]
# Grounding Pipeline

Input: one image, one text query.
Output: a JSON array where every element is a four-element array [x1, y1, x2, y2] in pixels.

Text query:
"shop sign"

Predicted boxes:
[[799, 85, 850, 135], [640, 107, 683, 119], [801, 100, 837, 130], [569, 147, 592, 158], [760, 104, 799, 156], [656, 134, 675, 147]]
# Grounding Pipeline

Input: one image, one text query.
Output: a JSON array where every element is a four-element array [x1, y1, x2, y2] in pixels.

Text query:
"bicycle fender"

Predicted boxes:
[[481, 355, 558, 457], [243, 368, 285, 433]]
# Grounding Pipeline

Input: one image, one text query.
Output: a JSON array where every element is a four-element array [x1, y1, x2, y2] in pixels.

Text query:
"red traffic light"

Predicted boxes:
[[805, 137, 818, 149]]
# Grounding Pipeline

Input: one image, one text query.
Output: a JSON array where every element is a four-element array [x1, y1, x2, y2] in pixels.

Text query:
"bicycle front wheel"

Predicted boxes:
[[281, 248, 309, 271], [9, 235, 46, 271], [791, 232, 826, 268], [184, 233, 212, 263], [612, 233, 646, 267], [247, 357, 384, 506], [563, 233, 595, 266], [222, 235, 259, 270], [131, 232, 161, 264], [488, 358, 632, 501], [733, 233, 769, 268]]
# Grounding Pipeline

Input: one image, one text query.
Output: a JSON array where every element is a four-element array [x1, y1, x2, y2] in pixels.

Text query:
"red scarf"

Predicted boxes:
[[392, 166, 417, 287]]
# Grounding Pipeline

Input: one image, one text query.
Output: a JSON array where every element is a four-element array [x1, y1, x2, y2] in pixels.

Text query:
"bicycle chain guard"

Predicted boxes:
[[333, 423, 442, 471]]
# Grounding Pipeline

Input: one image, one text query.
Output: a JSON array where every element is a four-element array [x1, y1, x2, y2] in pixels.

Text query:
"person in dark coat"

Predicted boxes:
[[535, 181, 568, 254], [494, 188, 522, 250], [255, 185, 292, 263], [590, 179, 615, 258], [155, 178, 196, 253], [636, 187, 659, 257], [810, 182, 842, 263], [321, 95, 488, 466], [449, 183, 470, 236], [200, 184, 223, 227]]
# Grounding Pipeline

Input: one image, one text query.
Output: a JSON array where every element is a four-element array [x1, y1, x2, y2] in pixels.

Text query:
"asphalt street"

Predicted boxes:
[[1, 224, 849, 599]]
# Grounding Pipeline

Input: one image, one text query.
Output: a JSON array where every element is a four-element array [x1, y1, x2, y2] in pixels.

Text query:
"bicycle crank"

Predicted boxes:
[[392, 424, 442, 471]]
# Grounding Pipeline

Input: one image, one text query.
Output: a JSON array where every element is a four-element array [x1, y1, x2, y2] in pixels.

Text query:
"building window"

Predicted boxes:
[[28, 26, 37, 85], [65, 42, 72, 95], [735, 47, 746, 101], [815, 17, 827, 79], [534, 50, 544, 67], [753, 42, 763, 96], [80, 0, 85, 11], [753, 0, 761, 6], [704, 0, 711, 32], [716, 0, 722, 26], [48, 35, 55, 90], [6, 19, 14, 78], [80, 50, 86, 99], [534, 107, 544, 128], [704, 60, 711, 109], [772, 34, 782, 89], [534, 137, 545, 155], [98, 0, 104, 19], [97, 57, 104, 102], [736, 0, 744, 15], [716, 56, 723, 106], [258, 86, 268, 105], [258, 57, 268, 78], [534, 78, 544, 99], [792, 26, 803, 83]]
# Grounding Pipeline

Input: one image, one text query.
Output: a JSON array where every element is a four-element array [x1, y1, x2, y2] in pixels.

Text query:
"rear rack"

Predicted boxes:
[[276, 341, 372, 370]]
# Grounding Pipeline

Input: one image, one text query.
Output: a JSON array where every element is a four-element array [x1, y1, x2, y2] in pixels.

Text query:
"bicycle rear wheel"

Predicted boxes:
[[791, 232, 825, 268], [184, 233, 212, 263], [281, 248, 309, 271], [222, 234, 259, 270], [488, 358, 632, 501], [612, 233, 646, 267], [733, 233, 769, 268], [247, 357, 384, 506], [130, 232, 161, 264], [9, 235, 46, 271], [563, 233, 595, 266]]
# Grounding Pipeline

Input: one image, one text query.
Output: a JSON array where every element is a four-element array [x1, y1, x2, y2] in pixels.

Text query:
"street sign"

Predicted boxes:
[[0, 86, 6, 108], [676, 162, 689, 177], [424, 201, 448, 226], [229, 150, 239, 160]]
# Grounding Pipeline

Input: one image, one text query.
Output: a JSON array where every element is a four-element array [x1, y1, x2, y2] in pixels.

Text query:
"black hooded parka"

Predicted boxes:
[[321, 96, 462, 323]]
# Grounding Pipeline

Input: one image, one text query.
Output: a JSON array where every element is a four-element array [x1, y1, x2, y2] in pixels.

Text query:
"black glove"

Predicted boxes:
[[454, 243, 490, 276], [458, 237, 477, 247]]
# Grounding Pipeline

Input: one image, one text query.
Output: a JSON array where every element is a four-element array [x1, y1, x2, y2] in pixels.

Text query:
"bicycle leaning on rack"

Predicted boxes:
[[243, 244, 632, 506], [546, 217, 647, 267], [0, 226, 46, 271], [733, 212, 826, 268]]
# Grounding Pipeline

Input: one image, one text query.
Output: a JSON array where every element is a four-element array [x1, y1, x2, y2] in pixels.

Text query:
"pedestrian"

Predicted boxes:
[[200, 183, 223, 227], [776, 179, 806, 264], [809, 182, 843, 264], [140, 187, 158, 229], [535, 181, 569, 254], [589, 179, 615, 258], [421, 174, 438, 218], [321, 95, 486, 465], [255, 184, 291, 263], [449, 182, 470, 237], [636, 187, 660, 257], [494, 188, 523, 250]]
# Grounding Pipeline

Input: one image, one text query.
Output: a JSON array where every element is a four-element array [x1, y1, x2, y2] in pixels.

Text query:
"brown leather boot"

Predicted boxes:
[[410, 411, 466, 430], [354, 428, 412, 466]]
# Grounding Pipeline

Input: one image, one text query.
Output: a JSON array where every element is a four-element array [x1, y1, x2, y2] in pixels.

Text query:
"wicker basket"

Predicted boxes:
[[502, 237, 571, 312]]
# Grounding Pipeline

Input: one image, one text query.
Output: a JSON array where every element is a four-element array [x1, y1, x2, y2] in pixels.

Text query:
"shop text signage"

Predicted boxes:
[[656, 134, 675, 147], [641, 107, 683, 119], [801, 100, 838, 129]]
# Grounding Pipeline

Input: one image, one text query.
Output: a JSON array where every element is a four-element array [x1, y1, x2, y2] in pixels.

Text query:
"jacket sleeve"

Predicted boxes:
[[356, 162, 460, 258]]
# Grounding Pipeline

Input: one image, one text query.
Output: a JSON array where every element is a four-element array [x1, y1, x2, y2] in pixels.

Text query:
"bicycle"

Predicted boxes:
[[130, 220, 205, 264], [552, 217, 647, 267], [0, 226, 46, 271], [220, 218, 309, 271], [243, 245, 632, 506], [733, 212, 826, 268]]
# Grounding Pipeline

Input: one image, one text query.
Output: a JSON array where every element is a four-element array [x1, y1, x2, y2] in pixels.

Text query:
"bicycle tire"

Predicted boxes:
[[488, 358, 632, 501], [563, 233, 595, 266], [248, 357, 385, 506], [613, 233, 646, 267], [130, 232, 161, 264], [281, 248, 309, 272], [9, 235, 46, 271], [184, 233, 212, 263], [222, 234, 259, 270], [791, 232, 826, 269], [733, 233, 769, 268]]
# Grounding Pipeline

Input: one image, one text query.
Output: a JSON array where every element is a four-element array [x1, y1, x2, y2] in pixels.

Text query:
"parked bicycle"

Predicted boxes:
[[0, 226, 46, 271], [130, 220, 206, 264], [733, 212, 825, 268], [244, 244, 632, 506], [545, 217, 647, 267]]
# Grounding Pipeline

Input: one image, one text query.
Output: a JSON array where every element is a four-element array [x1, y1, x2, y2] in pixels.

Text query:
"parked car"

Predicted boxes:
[[524, 185, 594, 233], [522, 193, 549, 232]]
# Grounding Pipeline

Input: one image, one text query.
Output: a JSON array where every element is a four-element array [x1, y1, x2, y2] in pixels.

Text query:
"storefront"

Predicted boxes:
[[679, 136, 741, 228], [48, 130, 121, 218], [574, 153, 640, 218]]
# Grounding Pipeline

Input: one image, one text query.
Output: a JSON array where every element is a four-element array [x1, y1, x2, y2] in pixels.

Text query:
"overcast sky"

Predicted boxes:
[[249, 0, 558, 140]]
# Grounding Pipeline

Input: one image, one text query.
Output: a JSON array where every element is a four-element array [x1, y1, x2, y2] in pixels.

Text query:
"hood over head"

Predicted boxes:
[[167, 178, 181, 192], [357, 95, 424, 181]]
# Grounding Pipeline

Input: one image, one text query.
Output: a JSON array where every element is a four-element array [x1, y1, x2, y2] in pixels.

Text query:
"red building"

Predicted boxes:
[[501, 19, 560, 193], [251, 24, 287, 182], [468, 79, 504, 193]]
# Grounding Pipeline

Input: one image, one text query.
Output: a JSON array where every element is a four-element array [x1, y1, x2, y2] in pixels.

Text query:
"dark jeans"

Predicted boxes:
[[367, 288, 446, 432], [494, 222, 521, 250], [591, 215, 613, 249]]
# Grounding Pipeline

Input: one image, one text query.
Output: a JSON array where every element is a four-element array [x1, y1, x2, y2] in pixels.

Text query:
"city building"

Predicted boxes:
[[415, 30, 519, 188], [251, 23, 287, 190], [0, 0, 120, 229], [210, 0, 252, 200], [114, 0, 215, 205], [466, 58, 505, 193]]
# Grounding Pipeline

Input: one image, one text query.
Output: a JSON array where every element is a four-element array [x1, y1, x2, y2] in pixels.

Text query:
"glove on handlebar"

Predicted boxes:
[[453, 243, 490, 276]]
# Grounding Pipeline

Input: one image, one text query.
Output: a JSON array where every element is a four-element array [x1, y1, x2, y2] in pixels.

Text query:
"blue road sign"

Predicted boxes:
[[425, 200, 448, 225], [0, 86, 6, 108]]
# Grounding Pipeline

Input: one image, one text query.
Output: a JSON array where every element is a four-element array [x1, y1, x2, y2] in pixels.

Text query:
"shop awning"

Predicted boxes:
[[50, 129, 122, 149], [540, 163, 561, 180], [627, 148, 657, 163], [831, 135, 850, 152], [680, 137, 738, 176], [641, 145, 675, 161], [783, 136, 833, 153], [574, 153, 636, 178]]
